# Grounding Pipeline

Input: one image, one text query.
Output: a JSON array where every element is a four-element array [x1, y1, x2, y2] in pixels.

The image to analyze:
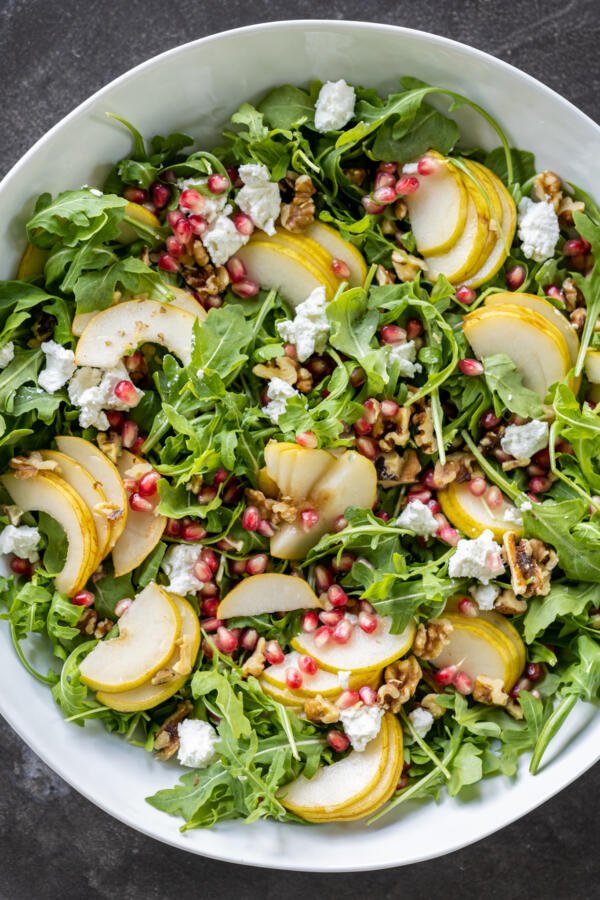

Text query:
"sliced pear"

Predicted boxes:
[[463, 165, 517, 287], [280, 714, 389, 820], [54, 436, 127, 549], [117, 201, 162, 244], [235, 240, 337, 308], [72, 286, 206, 337], [112, 450, 166, 577], [263, 440, 298, 486], [463, 305, 571, 399], [262, 650, 379, 698], [257, 466, 279, 498], [259, 678, 305, 709], [79, 582, 181, 692], [263, 228, 337, 280], [270, 451, 377, 560], [486, 292, 579, 364], [96, 594, 200, 712], [406, 156, 468, 256], [305, 221, 367, 286], [75, 299, 196, 368], [424, 175, 490, 284], [217, 573, 322, 620], [276, 447, 336, 501], [1, 471, 98, 595], [17, 243, 49, 280], [585, 349, 600, 384], [431, 613, 520, 690], [445, 598, 526, 676], [438, 480, 523, 542], [291, 616, 415, 675]]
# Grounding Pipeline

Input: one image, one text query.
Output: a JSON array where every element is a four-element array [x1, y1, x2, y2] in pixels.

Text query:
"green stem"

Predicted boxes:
[[529, 694, 578, 774], [548, 420, 600, 508], [399, 709, 451, 779], [9, 624, 56, 686]]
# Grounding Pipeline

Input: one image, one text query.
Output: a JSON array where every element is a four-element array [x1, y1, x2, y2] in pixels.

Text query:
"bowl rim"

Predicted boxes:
[[0, 18, 599, 872]]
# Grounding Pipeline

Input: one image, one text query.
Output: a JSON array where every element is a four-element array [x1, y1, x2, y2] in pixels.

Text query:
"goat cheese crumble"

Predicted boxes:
[[262, 377, 300, 423], [448, 529, 505, 584], [314, 79, 356, 133], [387, 340, 422, 378], [276, 286, 330, 361], [469, 583, 500, 611], [500, 420, 549, 459], [339, 705, 384, 752], [236, 163, 281, 235], [0, 524, 40, 562], [0, 342, 15, 369], [396, 498, 439, 535], [203, 215, 249, 266], [408, 707, 434, 739], [38, 341, 76, 393], [177, 719, 219, 768], [161, 543, 206, 595], [67, 363, 142, 431], [517, 198, 560, 262], [503, 507, 524, 526]]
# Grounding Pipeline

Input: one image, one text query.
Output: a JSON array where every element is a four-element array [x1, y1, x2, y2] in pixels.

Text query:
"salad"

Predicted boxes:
[[0, 75, 599, 830]]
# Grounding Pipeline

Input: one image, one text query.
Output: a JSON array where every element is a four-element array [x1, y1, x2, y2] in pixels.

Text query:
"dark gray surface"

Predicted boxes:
[[0, 2, 598, 897]]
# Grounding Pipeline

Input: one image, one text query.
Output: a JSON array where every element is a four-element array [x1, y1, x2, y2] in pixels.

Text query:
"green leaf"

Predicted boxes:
[[447, 742, 483, 796], [0, 350, 43, 414], [191, 669, 252, 739], [483, 353, 544, 418], [523, 499, 600, 583], [73, 257, 172, 314], [27, 190, 127, 248], [37, 511, 68, 575], [484, 147, 535, 185], [258, 85, 315, 130], [93, 572, 134, 619], [191, 307, 253, 379], [553, 383, 600, 439], [562, 635, 600, 701], [134, 541, 167, 589], [524, 582, 597, 643], [372, 104, 459, 162]]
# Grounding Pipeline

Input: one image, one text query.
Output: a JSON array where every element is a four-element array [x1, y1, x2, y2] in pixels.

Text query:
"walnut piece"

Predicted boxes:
[[97, 431, 122, 463], [375, 264, 395, 286], [241, 637, 267, 678], [421, 693, 446, 719], [473, 675, 509, 707], [493, 588, 527, 615], [378, 656, 422, 712], [432, 451, 476, 488], [342, 167, 367, 186], [503, 532, 558, 597], [378, 406, 412, 452], [391, 249, 427, 283], [412, 398, 437, 454], [412, 619, 453, 660], [191, 240, 209, 267], [303, 693, 340, 725], [532, 170, 562, 209], [279, 174, 316, 232], [9, 451, 59, 479], [561, 276, 584, 311], [557, 194, 585, 227], [76, 609, 114, 639], [154, 700, 194, 761], [375, 449, 421, 487], [245, 488, 298, 525], [252, 356, 299, 385], [505, 699, 524, 720]]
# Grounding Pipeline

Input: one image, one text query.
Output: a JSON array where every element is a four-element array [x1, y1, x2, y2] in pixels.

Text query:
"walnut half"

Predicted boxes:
[[303, 693, 340, 725], [473, 675, 509, 707], [412, 619, 453, 660], [378, 656, 422, 712], [503, 532, 558, 597], [153, 700, 193, 761]]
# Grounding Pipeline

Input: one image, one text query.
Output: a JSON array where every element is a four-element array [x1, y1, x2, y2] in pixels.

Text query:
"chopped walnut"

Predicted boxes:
[[557, 194, 585, 227], [378, 656, 422, 712], [375, 264, 395, 286], [570, 307, 586, 332], [124, 460, 153, 480], [505, 699, 524, 720], [9, 452, 59, 479], [252, 356, 299, 385], [532, 170, 563, 210], [245, 487, 298, 525], [391, 249, 427, 283], [432, 451, 476, 488], [473, 675, 509, 707], [76, 609, 114, 639], [412, 619, 453, 660], [97, 431, 122, 463], [154, 701, 194, 760], [303, 693, 340, 724], [421, 693, 446, 719], [279, 174, 316, 232], [342, 167, 367, 186], [375, 449, 421, 487], [412, 399, 437, 455], [503, 532, 558, 598], [191, 240, 209, 267], [493, 588, 527, 615], [393, 199, 408, 220], [378, 406, 412, 452], [562, 277, 584, 312], [241, 637, 267, 678]]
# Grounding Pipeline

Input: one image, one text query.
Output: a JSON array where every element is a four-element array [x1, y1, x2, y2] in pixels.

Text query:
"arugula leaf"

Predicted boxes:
[[326, 287, 387, 391], [37, 511, 67, 575], [524, 582, 597, 643], [191, 668, 251, 739], [561, 635, 600, 701], [73, 257, 172, 314], [258, 85, 315, 130], [27, 190, 127, 248], [0, 350, 43, 414], [523, 499, 600, 582], [191, 307, 253, 379], [372, 104, 459, 162], [484, 147, 535, 184], [483, 353, 544, 418], [93, 572, 134, 619], [447, 742, 483, 796]]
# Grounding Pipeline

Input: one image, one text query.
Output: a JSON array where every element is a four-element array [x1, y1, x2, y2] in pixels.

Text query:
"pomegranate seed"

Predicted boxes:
[[232, 278, 260, 298], [456, 285, 477, 304], [257, 520, 275, 537], [226, 257, 247, 283], [166, 209, 184, 229], [200, 582, 219, 600], [165, 518, 181, 537], [361, 196, 386, 215], [182, 522, 207, 541], [563, 238, 591, 256], [416, 156, 440, 176], [434, 665, 457, 686], [379, 162, 398, 174], [122, 475, 137, 495], [150, 182, 170, 209], [201, 597, 220, 617], [373, 185, 397, 204], [131, 435, 145, 454], [183, 214, 206, 238], [337, 689, 360, 709], [328, 584, 349, 608], [360, 599, 375, 614], [320, 609, 344, 626], [327, 730, 350, 752], [350, 366, 366, 387], [298, 655, 318, 676], [200, 548, 219, 573], [227, 165, 241, 186], [331, 553, 355, 574], [453, 670, 474, 695], [526, 662, 544, 682], [438, 525, 460, 546], [201, 638, 214, 659], [216, 625, 238, 654], [359, 685, 378, 705], [358, 610, 378, 633], [157, 252, 179, 273], [229, 558, 247, 576], [230, 211, 254, 235], [72, 590, 94, 607], [106, 410, 125, 431], [395, 175, 420, 195], [302, 610, 319, 633], [295, 430, 318, 450], [468, 477, 487, 497], [174, 216, 194, 242], [315, 565, 333, 592], [458, 358, 484, 377], [265, 640, 285, 665], [381, 399, 400, 417], [332, 619, 353, 644], [114, 597, 132, 617], [458, 596, 479, 617], [380, 324, 407, 345], [356, 436, 378, 459], [193, 560, 213, 583], [124, 186, 147, 204], [138, 470, 160, 497], [314, 625, 332, 648], [485, 486, 504, 509], [529, 476, 552, 493], [532, 448, 551, 469], [361, 398, 380, 423], [354, 417, 373, 436], [283, 343, 297, 360], [124, 351, 144, 374], [334, 515, 348, 532], [129, 492, 153, 512], [240, 628, 259, 652], [331, 257, 351, 278], [241, 506, 260, 531], [480, 409, 502, 430], [420, 468, 437, 489], [114, 379, 139, 407], [246, 553, 268, 575], [427, 499, 441, 514], [545, 284, 564, 301], [165, 235, 184, 257], [207, 173, 229, 194], [300, 508, 320, 531], [374, 171, 397, 190], [198, 485, 218, 503], [505, 264, 526, 291], [179, 188, 202, 211], [405, 317, 423, 339], [510, 677, 532, 699]]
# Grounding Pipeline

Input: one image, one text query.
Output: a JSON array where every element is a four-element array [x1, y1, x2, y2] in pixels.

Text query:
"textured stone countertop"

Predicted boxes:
[[0, 2, 598, 897]]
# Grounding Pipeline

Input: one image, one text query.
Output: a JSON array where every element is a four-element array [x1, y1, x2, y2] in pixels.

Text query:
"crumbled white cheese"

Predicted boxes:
[[276, 286, 330, 361], [396, 499, 439, 536], [501, 420, 549, 459], [0, 524, 40, 562], [339, 705, 384, 752], [517, 198, 560, 262], [177, 719, 219, 768], [503, 506, 524, 527], [179, 178, 232, 223], [161, 543, 205, 595], [387, 340, 422, 378], [0, 342, 15, 369], [337, 670, 351, 689], [448, 529, 505, 584], [203, 215, 249, 266], [408, 707, 434, 739], [469, 583, 500, 611], [38, 341, 76, 393], [314, 79, 356, 133], [236, 163, 281, 236], [262, 377, 300, 423], [520, 500, 533, 512], [67, 363, 142, 431]]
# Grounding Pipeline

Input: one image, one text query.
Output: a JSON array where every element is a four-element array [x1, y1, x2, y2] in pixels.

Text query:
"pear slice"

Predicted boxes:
[[281, 715, 390, 820], [96, 594, 200, 712], [463, 165, 517, 287], [111, 450, 166, 577], [75, 299, 197, 368], [406, 156, 468, 256], [259, 678, 305, 709], [54, 436, 127, 549], [257, 466, 279, 498], [235, 240, 338, 308], [276, 447, 336, 501], [431, 613, 520, 690], [291, 616, 415, 675], [424, 175, 490, 284], [445, 598, 526, 675], [217, 573, 322, 620], [263, 440, 298, 486], [262, 650, 379, 698], [585, 349, 600, 384], [72, 285, 206, 337], [463, 304, 571, 398], [305, 221, 368, 286], [79, 582, 181, 692], [438, 480, 523, 542], [17, 242, 49, 280], [486, 292, 579, 364], [262, 228, 337, 280], [270, 450, 377, 560], [1, 471, 98, 595], [117, 201, 161, 244]]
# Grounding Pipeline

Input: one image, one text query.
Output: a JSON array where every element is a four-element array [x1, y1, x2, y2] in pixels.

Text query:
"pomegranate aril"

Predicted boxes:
[[331, 258, 351, 278], [525, 662, 544, 682], [226, 257, 247, 284], [165, 518, 181, 537], [200, 582, 219, 599], [182, 522, 207, 541], [150, 182, 170, 209], [563, 238, 591, 256], [336, 689, 360, 709], [314, 625, 332, 647], [458, 358, 484, 377], [361, 196, 386, 215], [532, 448, 551, 468], [505, 264, 526, 291], [510, 676, 531, 699], [381, 399, 400, 418], [395, 175, 420, 195], [179, 188, 202, 211], [331, 552, 355, 574], [373, 185, 397, 204], [380, 324, 406, 345], [434, 665, 457, 686], [319, 609, 344, 627], [379, 162, 398, 174], [157, 252, 180, 273], [123, 186, 147, 204], [187, 214, 208, 237], [358, 610, 378, 633], [257, 519, 275, 537], [332, 619, 353, 644], [121, 420, 139, 449], [114, 597, 132, 617], [485, 486, 503, 509], [468, 477, 487, 497], [427, 498, 441, 514], [333, 515, 348, 532], [124, 351, 144, 374], [207, 173, 229, 194], [456, 285, 477, 304], [165, 235, 184, 257], [438, 525, 459, 546], [216, 626, 238, 654], [265, 640, 285, 665], [246, 553, 268, 575], [328, 584, 349, 608], [201, 597, 220, 617], [359, 685, 378, 705], [458, 596, 479, 617], [529, 476, 552, 493], [314, 564, 333, 592], [374, 171, 397, 190], [229, 558, 247, 576], [138, 470, 160, 497], [480, 409, 502, 430], [302, 610, 319, 633], [231, 278, 260, 298], [106, 410, 125, 431], [545, 284, 564, 301], [193, 560, 214, 583], [200, 549, 219, 574], [354, 417, 373, 436], [240, 628, 259, 652], [406, 317, 423, 339], [300, 508, 320, 531], [114, 379, 139, 407], [241, 506, 260, 531], [131, 435, 145, 454], [72, 590, 95, 607], [231, 211, 254, 235], [327, 730, 350, 752], [453, 670, 474, 695], [356, 436, 378, 459], [130, 492, 153, 513], [295, 430, 318, 449], [416, 156, 440, 176], [298, 655, 318, 676]]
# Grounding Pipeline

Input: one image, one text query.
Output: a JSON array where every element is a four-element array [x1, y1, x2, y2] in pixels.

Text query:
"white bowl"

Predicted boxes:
[[0, 20, 598, 872]]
